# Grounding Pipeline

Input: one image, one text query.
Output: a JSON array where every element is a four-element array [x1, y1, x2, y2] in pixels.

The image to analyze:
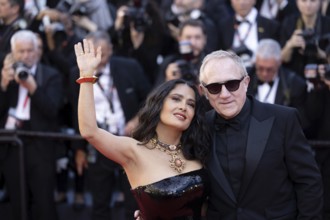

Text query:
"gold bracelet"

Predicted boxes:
[[76, 76, 98, 84]]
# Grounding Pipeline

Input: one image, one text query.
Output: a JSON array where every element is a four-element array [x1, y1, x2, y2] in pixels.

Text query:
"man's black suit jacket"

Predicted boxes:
[[205, 96, 323, 220]]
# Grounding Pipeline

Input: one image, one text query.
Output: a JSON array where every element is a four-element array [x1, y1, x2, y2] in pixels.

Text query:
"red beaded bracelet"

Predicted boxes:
[[76, 76, 98, 84]]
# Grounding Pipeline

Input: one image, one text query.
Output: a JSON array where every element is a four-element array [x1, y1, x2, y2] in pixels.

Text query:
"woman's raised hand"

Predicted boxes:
[[74, 39, 102, 77]]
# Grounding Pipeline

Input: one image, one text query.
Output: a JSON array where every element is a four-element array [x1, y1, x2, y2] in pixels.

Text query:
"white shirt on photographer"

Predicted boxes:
[[5, 64, 36, 129]]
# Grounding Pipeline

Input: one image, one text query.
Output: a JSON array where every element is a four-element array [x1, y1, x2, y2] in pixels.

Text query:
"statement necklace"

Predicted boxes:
[[150, 137, 185, 173]]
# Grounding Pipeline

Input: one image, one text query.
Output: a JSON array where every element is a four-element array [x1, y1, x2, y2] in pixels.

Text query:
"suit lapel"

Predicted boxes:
[[239, 112, 274, 200], [256, 16, 266, 39], [274, 78, 284, 104]]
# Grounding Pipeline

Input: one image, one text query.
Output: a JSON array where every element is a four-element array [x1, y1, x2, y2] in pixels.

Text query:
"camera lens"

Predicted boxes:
[[17, 71, 29, 80], [13, 62, 30, 81]]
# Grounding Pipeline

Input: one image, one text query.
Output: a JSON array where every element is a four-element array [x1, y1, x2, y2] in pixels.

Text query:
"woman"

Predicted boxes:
[[280, 0, 330, 78], [74, 39, 211, 219]]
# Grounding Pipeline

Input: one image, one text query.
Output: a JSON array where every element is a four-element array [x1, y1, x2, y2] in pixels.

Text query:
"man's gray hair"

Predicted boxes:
[[199, 50, 248, 82], [256, 39, 282, 61], [10, 30, 38, 51]]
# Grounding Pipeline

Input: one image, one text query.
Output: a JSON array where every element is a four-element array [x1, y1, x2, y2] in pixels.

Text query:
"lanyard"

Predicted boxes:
[[96, 73, 114, 113], [235, 21, 253, 45]]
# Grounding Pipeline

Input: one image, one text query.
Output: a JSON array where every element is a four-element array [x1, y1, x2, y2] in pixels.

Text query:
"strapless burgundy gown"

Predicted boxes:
[[131, 168, 210, 220]]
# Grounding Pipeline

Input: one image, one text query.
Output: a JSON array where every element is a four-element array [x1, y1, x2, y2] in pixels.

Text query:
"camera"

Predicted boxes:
[[175, 41, 198, 83], [125, 0, 151, 32], [13, 62, 31, 81], [299, 28, 318, 58], [231, 44, 253, 67], [51, 22, 68, 47], [164, 11, 180, 27], [323, 64, 330, 80]]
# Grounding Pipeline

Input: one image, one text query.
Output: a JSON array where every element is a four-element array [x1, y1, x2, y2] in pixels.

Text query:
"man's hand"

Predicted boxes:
[[1, 53, 15, 91], [15, 74, 37, 95]]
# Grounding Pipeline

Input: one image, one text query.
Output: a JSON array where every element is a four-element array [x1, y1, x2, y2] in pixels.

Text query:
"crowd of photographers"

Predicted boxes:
[[1, 0, 330, 219]]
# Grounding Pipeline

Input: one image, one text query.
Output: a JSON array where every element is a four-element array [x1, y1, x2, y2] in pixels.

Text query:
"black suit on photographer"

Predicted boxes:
[[280, 13, 330, 78]]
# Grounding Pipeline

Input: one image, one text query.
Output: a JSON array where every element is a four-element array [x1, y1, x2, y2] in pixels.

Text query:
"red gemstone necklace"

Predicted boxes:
[[150, 137, 185, 173]]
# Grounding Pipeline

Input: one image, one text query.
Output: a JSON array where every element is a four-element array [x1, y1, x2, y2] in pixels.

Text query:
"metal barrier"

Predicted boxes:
[[0, 129, 330, 220], [0, 129, 83, 220]]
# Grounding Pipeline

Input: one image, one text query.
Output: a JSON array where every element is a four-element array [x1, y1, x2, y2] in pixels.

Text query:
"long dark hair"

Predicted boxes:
[[132, 79, 210, 164]]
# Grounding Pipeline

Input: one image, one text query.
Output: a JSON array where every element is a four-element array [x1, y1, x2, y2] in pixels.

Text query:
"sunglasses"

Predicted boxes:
[[202, 76, 245, 94]]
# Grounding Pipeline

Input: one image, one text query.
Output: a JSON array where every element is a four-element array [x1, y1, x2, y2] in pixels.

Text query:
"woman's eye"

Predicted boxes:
[[172, 96, 181, 101], [188, 102, 195, 108]]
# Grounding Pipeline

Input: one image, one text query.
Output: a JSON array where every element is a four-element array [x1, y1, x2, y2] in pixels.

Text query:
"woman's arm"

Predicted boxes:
[[74, 39, 137, 167]]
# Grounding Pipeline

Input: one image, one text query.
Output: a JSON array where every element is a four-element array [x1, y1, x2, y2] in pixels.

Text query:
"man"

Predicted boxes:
[[70, 31, 151, 220], [156, 19, 207, 86], [217, 0, 279, 68], [0, 30, 62, 220], [0, 0, 26, 64], [199, 50, 323, 219], [247, 39, 311, 130]]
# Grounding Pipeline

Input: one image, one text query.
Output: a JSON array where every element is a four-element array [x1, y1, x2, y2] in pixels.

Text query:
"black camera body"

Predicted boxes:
[[164, 11, 180, 27], [125, 0, 151, 32], [13, 62, 30, 81], [176, 59, 197, 82], [231, 44, 253, 67], [324, 64, 330, 80], [175, 41, 198, 83], [231, 44, 253, 57], [299, 28, 318, 58]]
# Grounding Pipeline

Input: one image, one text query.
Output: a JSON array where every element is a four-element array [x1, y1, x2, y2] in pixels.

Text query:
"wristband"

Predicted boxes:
[[76, 76, 98, 84]]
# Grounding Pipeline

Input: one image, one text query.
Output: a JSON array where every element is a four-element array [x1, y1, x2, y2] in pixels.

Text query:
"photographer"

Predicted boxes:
[[303, 46, 330, 218], [155, 19, 207, 86], [110, 0, 170, 85], [280, 0, 330, 78], [0, 30, 62, 220], [160, 0, 219, 54]]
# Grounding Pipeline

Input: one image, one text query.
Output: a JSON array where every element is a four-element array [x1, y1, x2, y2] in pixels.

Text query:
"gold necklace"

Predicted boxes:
[[150, 138, 185, 173]]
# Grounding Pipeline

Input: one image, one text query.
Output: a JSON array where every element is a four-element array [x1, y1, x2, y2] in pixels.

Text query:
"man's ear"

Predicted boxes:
[[244, 75, 250, 92], [199, 84, 209, 99]]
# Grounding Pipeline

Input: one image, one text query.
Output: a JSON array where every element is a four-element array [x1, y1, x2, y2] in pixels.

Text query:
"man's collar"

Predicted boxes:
[[29, 64, 37, 76], [236, 7, 258, 24]]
